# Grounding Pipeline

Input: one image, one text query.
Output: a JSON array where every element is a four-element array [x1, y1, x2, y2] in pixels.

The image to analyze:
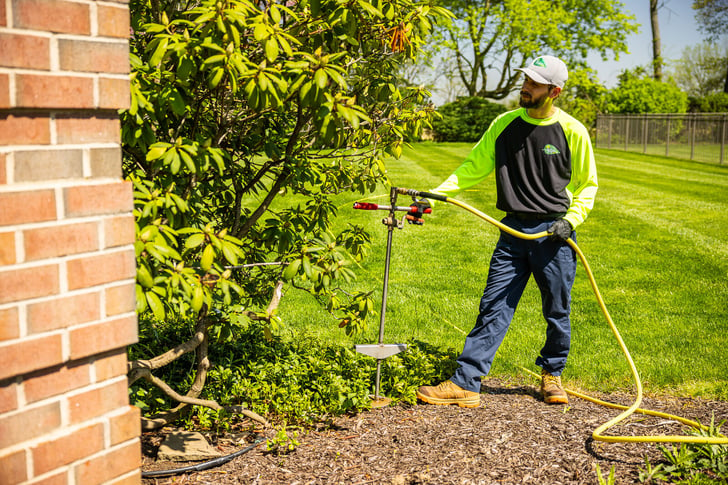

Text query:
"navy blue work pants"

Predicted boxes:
[[450, 215, 577, 393]]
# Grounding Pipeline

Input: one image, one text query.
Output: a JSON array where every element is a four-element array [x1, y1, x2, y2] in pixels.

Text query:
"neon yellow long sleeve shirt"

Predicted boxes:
[[431, 107, 598, 228]]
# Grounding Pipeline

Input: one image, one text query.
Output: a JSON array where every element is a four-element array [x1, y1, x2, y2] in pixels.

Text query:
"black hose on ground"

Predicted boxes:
[[141, 439, 264, 478]]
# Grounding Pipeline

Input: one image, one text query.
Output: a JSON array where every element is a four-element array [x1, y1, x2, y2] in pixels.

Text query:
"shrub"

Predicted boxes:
[[605, 72, 688, 114], [130, 317, 459, 426], [432, 96, 507, 142], [688, 92, 728, 113], [123, 0, 451, 428]]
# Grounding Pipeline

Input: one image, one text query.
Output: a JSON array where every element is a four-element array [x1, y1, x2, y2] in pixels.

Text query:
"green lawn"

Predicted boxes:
[[602, 143, 727, 165], [278, 143, 728, 399]]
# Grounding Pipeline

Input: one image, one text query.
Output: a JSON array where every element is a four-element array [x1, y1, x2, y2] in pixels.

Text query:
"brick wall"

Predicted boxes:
[[0, 0, 141, 483]]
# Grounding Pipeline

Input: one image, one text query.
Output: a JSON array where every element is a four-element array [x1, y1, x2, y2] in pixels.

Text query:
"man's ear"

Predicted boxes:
[[550, 86, 562, 99]]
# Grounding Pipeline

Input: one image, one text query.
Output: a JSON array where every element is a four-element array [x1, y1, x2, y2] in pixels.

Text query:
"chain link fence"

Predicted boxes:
[[595, 113, 728, 165]]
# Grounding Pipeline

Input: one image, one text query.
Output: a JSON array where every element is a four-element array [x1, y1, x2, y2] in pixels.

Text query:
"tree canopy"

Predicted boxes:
[[693, 0, 728, 92], [425, 0, 639, 100], [694, 0, 728, 42], [671, 42, 728, 96]]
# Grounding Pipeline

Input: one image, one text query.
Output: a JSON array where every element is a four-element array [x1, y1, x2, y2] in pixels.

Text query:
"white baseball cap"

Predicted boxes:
[[515, 55, 568, 88]]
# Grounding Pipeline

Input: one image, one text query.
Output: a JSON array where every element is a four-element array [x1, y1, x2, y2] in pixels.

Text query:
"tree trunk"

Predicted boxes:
[[650, 0, 663, 81]]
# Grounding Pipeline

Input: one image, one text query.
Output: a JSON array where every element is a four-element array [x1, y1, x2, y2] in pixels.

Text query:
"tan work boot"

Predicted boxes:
[[541, 370, 569, 404], [416, 380, 480, 408]]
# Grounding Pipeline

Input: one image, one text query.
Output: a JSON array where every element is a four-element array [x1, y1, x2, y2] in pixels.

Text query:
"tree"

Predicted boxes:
[[693, 0, 728, 92], [671, 42, 728, 96], [122, 0, 451, 429], [556, 67, 609, 132], [605, 70, 688, 114], [650, 0, 663, 81], [425, 0, 638, 100]]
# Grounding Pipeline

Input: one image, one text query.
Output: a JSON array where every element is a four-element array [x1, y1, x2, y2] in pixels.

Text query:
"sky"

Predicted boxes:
[[587, 0, 706, 87]]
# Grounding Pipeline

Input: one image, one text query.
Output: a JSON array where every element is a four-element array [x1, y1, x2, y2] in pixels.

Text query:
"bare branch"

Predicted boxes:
[[134, 313, 269, 430], [140, 368, 222, 409], [234, 167, 291, 238], [127, 317, 211, 385]]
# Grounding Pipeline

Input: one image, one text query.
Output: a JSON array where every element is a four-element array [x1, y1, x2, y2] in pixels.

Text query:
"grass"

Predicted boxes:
[[599, 143, 727, 165], [277, 143, 728, 400]]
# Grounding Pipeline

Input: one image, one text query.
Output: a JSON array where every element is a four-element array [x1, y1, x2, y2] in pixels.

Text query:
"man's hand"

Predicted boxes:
[[547, 219, 572, 240], [406, 198, 431, 224]]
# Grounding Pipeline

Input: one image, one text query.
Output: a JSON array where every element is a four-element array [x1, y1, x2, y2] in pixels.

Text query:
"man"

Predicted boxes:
[[416, 55, 598, 408]]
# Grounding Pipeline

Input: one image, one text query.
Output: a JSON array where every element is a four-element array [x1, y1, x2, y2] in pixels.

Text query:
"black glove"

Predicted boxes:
[[547, 219, 572, 241], [406, 198, 431, 225]]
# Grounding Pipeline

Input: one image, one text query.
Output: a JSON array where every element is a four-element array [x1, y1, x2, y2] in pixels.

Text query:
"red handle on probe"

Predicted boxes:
[[353, 202, 380, 210], [352, 202, 432, 213]]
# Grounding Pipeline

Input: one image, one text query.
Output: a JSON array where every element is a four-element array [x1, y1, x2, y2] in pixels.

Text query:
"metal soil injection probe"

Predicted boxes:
[[352, 186, 431, 407]]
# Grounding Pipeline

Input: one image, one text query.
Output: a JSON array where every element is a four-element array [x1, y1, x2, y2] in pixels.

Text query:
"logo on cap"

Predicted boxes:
[[534, 57, 547, 68]]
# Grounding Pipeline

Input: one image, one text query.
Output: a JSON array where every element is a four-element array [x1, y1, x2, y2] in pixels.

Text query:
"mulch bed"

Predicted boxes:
[[141, 378, 728, 484]]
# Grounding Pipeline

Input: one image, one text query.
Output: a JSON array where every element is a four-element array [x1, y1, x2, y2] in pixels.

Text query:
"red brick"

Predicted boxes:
[[66, 250, 136, 290], [0, 0, 6, 27], [0, 231, 16, 265], [64, 181, 133, 217], [25, 470, 67, 485], [12, 0, 90, 34], [90, 146, 123, 179], [24, 221, 99, 261], [0, 306, 19, 341], [109, 405, 140, 446], [16, 74, 94, 109], [32, 423, 104, 475], [56, 114, 120, 144], [105, 282, 135, 316], [0, 380, 18, 413], [0, 189, 56, 226], [104, 213, 135, 248], [0, 153, 6, 184], [0, 113, 51, 145], [0, 32, 50, 70], [58, 39, 129, 74], [69, 314, 137, 360], [0, 265, 59, 305], [74, 440, 141, 485], [98, 4, 130, 39], [107, 468, 142, 485], [99, 77, 130, 110], [0, 401, 62, 449], [0, 73, 10, 109], [27, 291, 100, 333], [0, 333, 63, 381], [0, 449, 27, 484], [13, 148, 84, 182], [94, 349, 129, 382], [68, 379, 130, 424], [23, 361, 91, 403]]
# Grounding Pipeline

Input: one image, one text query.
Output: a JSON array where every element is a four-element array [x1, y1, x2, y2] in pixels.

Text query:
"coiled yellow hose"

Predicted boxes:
[[444, 196, 727, 445]]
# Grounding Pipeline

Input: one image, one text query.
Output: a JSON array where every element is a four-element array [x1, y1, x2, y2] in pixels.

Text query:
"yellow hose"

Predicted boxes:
[[444, 196, 727, 445]]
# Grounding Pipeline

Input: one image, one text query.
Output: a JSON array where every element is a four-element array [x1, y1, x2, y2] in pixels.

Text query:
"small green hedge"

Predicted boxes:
[[129, 317, 459, 427], [432, 96, 508, 142], [688, 92, 728, 113]]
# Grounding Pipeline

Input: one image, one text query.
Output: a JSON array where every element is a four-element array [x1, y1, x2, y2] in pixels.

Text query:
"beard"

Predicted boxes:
[[519, 90, 550, 109]]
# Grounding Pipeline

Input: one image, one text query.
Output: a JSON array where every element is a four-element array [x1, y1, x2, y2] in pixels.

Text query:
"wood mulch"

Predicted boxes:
[[141, 378, 728, 485]]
